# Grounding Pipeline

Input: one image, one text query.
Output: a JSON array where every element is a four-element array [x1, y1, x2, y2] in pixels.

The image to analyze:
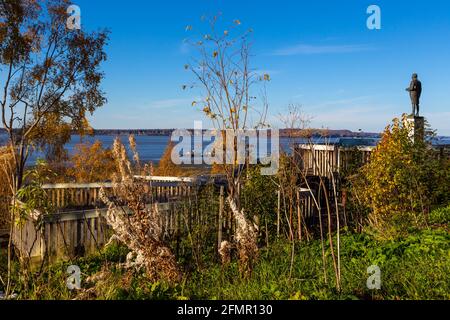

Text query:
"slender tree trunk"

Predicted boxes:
[[5, 188, 16, 298], [321, 180, 340, 291]]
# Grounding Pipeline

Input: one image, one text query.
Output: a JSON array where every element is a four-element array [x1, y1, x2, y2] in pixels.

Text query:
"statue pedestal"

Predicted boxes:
[[406, 115, 425, 143]]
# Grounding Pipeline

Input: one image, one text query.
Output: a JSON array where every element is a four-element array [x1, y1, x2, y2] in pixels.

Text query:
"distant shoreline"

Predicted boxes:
[[0, 128, 383, 138]]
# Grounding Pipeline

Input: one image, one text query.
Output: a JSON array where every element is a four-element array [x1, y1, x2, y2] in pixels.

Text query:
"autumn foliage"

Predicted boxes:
[[68, 141, 117, 183], [352, 115, 449, 238], [154, 141, 183, 177]]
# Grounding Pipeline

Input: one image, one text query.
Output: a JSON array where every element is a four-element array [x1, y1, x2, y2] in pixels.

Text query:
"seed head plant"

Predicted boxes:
[[100, 138, 180, 283]]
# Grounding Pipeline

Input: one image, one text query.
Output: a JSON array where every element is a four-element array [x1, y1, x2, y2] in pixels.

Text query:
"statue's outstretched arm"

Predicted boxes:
[[408, 81, 416, 92]]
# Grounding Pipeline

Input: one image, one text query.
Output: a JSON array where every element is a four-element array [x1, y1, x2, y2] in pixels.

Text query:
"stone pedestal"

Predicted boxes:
[[406, 115, 425, 143]]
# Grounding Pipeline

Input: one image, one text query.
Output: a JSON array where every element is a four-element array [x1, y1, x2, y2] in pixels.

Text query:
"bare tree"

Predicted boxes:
[[185, 16, 269, 276]]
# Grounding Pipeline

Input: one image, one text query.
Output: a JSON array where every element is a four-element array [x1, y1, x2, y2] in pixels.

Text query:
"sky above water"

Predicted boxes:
[[73, 0, 450, 134]]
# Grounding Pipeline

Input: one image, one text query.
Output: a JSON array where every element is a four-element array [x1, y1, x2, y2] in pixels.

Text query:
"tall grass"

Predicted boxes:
[[2, 227, 448, 300]]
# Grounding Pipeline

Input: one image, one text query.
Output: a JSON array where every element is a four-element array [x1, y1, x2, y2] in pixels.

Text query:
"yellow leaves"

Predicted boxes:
[[191, 101, 197, 107], [69, 141, 117, 183], [353, 116, 438, 237], [203, 106, 211, 114]]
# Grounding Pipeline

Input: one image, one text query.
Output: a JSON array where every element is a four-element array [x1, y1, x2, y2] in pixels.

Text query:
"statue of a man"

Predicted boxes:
[[405, 73, 422, 116]]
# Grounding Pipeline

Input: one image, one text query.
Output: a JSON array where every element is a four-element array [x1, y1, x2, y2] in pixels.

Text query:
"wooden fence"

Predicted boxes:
[[13, 207, 110, 264], [13, 174, 321, 264], [295, 144, 374, 177], [42, 176, 197, 210], [12, 177, 227, 264]]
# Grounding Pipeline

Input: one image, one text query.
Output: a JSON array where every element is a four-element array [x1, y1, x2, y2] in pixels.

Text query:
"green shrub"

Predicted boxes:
[[428, 205, 450, 225]]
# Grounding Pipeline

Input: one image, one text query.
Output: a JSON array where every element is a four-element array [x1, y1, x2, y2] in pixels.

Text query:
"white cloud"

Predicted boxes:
[[272, 44, 372, 56]]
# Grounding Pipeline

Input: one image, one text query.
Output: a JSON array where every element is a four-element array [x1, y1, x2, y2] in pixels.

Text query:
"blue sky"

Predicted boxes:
[[76, 0, 450, 134]]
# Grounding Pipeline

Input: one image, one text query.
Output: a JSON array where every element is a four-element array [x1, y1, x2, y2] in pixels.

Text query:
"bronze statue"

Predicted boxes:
[[406, 73, 422, 116]]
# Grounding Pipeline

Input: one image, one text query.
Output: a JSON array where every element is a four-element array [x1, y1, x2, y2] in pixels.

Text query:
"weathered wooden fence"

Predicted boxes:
[[12, 177, 228, 264], [13, 207, 110, 264], [12, 174, 322, 264], [296, 144, 374, 177], [42, 176, 197, 210]]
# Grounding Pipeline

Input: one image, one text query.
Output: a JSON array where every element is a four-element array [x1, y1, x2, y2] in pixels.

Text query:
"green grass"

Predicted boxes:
[[181, 228, 450, 300], [429, 204, 450, 225], [2, 227, 448, 300]]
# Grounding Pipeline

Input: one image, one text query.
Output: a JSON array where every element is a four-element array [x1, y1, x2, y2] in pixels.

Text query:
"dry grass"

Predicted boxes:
[[99, 137, 180, 283], [0, 146, 13, 233], [227, 197, 259, 278], [218, 240, 232, 266]]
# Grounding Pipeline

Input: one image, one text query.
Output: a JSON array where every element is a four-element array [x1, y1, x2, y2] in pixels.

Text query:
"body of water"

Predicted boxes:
[[0, 134, 449, 166], [0, 134, 170, 165]]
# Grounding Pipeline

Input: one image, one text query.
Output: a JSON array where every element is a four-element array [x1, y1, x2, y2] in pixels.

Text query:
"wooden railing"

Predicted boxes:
[[14, 176, 320, 264], [42, 176, 197, 210], [296, 145, 374, 177], [14, 176, 223, 263]]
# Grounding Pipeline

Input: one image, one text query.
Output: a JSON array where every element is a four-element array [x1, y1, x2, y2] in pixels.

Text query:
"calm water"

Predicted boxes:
[[0, 134, 170, 165], [0, 134, 292, 165], [0, 134, 449, 166], [0, 134, 303, 165]]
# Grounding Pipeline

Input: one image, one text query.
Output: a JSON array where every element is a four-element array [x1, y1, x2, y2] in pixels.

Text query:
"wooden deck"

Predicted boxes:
[[295, 144, 374, 177]]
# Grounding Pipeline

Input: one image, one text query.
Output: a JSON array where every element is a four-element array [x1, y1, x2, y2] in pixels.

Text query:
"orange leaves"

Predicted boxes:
[[44, 58, 53, 69], [68, 140, 117, 183], [154, 141, 183, 177]]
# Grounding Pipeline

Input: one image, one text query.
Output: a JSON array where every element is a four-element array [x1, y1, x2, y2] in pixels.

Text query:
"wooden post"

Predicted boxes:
[[297, 189, 302, 241], [218, 186, 224, 249], [277, 189, 281, 238]]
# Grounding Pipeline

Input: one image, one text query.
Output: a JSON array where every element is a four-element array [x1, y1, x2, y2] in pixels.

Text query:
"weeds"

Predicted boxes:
[[2, 226, 448, 300]]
